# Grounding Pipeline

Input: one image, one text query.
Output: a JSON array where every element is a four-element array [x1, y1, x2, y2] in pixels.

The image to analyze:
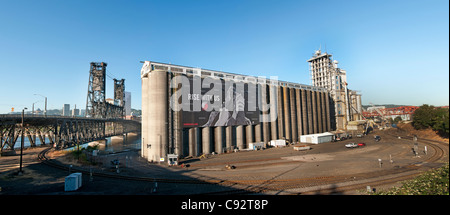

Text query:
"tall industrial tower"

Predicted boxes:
[[307, 50, 336, 90], [86, 62, 107, 118], [114, 79, 125, 106], [85, 62, 125, 118], [307, 49, 363, 130], [114, 78, 125, 117]]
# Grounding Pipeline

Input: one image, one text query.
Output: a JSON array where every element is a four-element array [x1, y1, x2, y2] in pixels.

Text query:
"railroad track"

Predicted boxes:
[[38, 147, 214, 185], [303, 130, 449, 195], [37, 130, 448, 195], [384, 130, 448, 164], [207, 131, 449, 195], [300, 132, 448, 194]]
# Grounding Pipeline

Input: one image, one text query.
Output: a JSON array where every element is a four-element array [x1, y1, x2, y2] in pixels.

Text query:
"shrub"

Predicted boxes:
[[375, 163, 449, 195]]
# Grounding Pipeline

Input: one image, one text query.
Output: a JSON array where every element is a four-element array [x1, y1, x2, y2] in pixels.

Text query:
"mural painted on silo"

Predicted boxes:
[[171, 74, 261, 128]]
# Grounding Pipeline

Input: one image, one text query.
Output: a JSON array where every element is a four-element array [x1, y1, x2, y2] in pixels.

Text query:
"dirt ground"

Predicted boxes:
[[396, 122, 449, 142], [0, 128, 446, 195]]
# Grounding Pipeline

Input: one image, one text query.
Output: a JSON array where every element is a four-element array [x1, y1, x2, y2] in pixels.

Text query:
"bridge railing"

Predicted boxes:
[[0, 114, 131, 121]]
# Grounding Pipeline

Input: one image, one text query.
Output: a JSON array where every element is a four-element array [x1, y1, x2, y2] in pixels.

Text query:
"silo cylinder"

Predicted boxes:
[[316, 91, 323, 133], [214, 127, 223, 154], [321, 92, 327, 133], [301, 89, 308, 135], [312, 90, 318, 134], [141, 75, 149, 159], [295, 89, 302, 136], [283, 87, 291, 141], [202, 127, 211, 154], [236, 125, 244, 150], [245, 125, 254, 147], [146, 69, 168, 162], [269, 85, 278, 140], [289, 88, 298, 142]]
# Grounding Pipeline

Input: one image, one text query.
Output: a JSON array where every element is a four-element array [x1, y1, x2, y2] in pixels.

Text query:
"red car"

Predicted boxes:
[[357, 143, 366, 147]]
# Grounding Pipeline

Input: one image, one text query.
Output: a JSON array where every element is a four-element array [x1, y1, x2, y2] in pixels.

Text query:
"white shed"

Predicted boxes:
[[300, 132, 334, 144]]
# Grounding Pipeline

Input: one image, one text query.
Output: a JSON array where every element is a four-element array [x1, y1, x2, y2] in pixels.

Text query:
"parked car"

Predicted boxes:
[[356, 134, 363, 138], [357, 142, 366, 147], [345, 143, 358, 148]]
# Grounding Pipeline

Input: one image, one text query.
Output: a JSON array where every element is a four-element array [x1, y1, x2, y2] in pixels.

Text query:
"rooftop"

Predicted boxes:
[[307, 50, 333, 62], [141, 61, 328, 92]]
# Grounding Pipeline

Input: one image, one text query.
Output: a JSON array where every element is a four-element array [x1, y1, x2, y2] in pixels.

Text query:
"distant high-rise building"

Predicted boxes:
[[63, 104, 70, 116], [124, 91, 131, 116], [72, 108, 80, 116]]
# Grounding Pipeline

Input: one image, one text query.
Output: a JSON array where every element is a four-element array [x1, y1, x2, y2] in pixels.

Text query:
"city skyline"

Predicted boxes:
[[1, 0, 448, 114]]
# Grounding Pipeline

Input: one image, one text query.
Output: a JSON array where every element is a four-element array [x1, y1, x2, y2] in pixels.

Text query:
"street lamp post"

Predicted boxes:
[[18, 107, 27, 175]]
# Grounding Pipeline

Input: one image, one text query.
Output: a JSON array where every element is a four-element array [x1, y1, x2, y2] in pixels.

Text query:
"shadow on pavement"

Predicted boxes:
[[0, 150, 258, 195]]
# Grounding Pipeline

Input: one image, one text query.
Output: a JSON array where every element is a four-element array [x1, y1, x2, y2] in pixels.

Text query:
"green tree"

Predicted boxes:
[[413, 105, 449, 138], [413, 104, 435, 129], [443, 113, 449, 137], [432, 108, 449, 138]]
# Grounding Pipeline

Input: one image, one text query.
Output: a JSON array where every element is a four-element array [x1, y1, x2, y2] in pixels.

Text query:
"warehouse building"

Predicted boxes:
[[140, 61, 336, 162]]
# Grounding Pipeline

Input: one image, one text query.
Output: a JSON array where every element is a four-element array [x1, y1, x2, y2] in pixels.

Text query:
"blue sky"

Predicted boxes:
[[0, 0, 448, 113]]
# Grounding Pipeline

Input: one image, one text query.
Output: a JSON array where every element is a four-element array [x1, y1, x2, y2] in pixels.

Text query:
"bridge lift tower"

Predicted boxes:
[[86, 62, 107, 118], [114, 78, 125, 116], [85, 62, 125, 118]]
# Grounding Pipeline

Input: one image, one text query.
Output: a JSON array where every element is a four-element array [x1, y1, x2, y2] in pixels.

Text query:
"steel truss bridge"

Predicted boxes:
[[1, 62, 141, 154], [0, 114, 140, 153]]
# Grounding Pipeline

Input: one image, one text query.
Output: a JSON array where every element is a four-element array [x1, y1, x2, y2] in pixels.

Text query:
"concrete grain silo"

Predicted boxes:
[[140, 61, 335, 163]]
